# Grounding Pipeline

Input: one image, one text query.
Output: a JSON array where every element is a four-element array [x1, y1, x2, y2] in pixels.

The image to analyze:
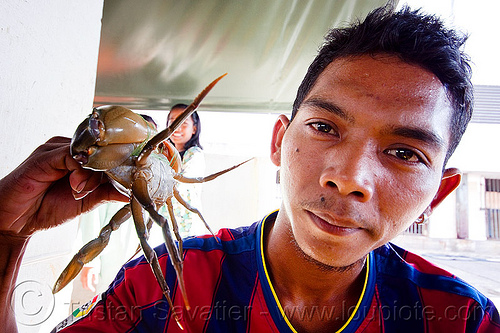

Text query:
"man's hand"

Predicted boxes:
[[0, 136, 127, 237], [0, 136, 127, 332]]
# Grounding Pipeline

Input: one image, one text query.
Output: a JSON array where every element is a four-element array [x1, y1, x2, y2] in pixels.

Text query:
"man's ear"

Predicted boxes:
[[427, 168, 462, 214], [270, 115, 290, 167]]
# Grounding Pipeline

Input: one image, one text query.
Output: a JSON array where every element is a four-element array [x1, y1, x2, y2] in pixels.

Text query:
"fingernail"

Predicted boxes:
[[76, 181, 87, 193], [74, 190, 90, 199]]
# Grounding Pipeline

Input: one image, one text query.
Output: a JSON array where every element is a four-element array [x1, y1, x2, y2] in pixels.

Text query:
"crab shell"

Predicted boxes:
[[70, 105, 157, 171]]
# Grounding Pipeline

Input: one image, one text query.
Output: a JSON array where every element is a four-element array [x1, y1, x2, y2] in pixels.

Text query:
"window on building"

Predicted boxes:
[[404, 221, 426, 235], [484, 178, 500, 240]]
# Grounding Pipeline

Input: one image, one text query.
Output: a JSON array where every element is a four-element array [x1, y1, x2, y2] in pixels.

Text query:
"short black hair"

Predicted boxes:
[[292, 6, 473, 164]]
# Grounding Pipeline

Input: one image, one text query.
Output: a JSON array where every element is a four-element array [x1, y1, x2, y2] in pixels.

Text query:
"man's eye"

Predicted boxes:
[[386, 148, 421, 162], [310, 122, 334, 134]]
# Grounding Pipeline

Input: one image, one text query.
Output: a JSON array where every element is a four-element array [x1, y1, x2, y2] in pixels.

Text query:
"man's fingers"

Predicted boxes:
[[69, 168, 102, 198], [79, 182, 128, 213]]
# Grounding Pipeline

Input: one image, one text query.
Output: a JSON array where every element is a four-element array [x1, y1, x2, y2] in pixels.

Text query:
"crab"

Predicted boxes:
[[53, 74, 248, 327]]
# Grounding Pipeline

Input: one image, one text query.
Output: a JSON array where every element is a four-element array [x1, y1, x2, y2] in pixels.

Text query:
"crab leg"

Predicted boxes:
[[173, 187, 215, 239], [130, 197, 184, 330], [131, 176, 189, 310], [162, 197, 184, 255], [53, 204, 132, 293], [127, 216, 156, 263], [137, 73, 227, 165], [174, 158, 253, 184]]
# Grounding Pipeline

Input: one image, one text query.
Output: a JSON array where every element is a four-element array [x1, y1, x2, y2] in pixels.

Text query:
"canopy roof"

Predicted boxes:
[[94, 0, 390, 113]]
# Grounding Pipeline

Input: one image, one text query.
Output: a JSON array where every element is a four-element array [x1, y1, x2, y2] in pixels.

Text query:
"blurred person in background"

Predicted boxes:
[[163, 104, 206, 237]]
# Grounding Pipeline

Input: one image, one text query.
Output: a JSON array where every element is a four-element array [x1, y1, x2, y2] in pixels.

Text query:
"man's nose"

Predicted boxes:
[[319, 145, 375, 202]]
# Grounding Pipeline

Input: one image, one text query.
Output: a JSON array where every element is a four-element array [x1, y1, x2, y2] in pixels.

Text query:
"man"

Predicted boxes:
[[1, 5, 499, 332]]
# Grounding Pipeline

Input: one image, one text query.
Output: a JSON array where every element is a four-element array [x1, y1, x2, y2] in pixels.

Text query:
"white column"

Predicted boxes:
[[468, 174, 488, 240]]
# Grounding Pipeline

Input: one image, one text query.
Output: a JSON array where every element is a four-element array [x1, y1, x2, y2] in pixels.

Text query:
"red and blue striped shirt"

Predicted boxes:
[[53, 211, 500, 332]]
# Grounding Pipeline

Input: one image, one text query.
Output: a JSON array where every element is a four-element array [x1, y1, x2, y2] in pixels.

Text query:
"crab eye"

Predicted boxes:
[[89, 117, 102, 142]]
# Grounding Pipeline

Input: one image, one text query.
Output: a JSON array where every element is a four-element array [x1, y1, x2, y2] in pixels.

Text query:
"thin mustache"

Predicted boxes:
[[300, 197, 367, 227]]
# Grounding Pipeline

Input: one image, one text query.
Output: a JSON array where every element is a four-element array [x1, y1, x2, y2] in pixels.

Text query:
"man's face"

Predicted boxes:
[[271, 55, 458, 268]]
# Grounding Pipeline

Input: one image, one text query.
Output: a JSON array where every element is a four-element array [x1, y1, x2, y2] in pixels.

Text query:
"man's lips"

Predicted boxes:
[[307, 211, 362, 236]]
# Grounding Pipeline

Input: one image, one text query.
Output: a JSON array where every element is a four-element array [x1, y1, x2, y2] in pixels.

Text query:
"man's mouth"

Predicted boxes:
[[307, 211, 362, 236]]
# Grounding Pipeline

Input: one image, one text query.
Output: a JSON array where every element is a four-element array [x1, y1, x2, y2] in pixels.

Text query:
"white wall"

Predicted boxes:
[[428, 191, 457, 239], [425, 123, 500, 240], [201, 111, 282, 229], [466, 174, 488, 240], [447, 123, 500, 241], [0, 1, 104, 331], [139, 110, 284, 231], [448, 123, 500, 173]]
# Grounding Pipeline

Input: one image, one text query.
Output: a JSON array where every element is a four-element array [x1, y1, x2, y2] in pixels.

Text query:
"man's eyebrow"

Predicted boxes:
[[302, 98, 354, 123], [302, 98, 445, 148], [388, 126, 446, 149]]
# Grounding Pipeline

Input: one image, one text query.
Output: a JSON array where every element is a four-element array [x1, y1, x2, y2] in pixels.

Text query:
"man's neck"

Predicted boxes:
[[264, 212, 367, 332]]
